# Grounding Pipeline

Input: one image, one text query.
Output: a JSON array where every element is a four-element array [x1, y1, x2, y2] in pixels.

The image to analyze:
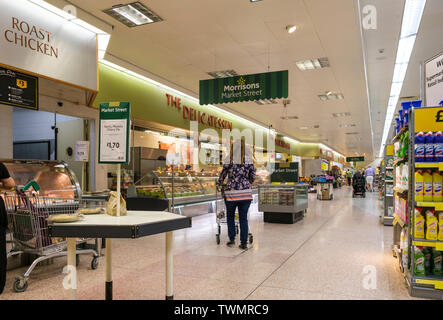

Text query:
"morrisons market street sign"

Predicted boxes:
[[199, 70, 288, 105]]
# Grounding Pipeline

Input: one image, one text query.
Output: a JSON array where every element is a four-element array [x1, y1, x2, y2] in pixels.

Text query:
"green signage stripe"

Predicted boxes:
[[199, 70, 288, 105]]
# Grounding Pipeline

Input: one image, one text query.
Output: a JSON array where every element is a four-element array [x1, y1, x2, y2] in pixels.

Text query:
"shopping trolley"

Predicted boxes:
[[215, 186, 253, 245], [3, 190, 101, 292]]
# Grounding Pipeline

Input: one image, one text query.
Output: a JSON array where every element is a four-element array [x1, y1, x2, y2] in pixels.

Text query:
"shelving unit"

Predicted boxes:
[[392, 106, 443, 299], [381, 149, 394, 225]]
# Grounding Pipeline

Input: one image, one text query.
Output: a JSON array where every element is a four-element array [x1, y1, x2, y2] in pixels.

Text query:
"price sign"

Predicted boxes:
[[75, 141, 89, 162], [99, 102, 130, 164]]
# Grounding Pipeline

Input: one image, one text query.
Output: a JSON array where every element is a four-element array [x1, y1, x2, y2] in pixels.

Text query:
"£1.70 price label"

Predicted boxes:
[[100, 119, 127, 162]]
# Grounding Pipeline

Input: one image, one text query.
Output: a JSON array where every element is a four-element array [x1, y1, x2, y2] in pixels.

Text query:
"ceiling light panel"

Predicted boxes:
[[280, 116, 299, 120], [255, 99, 278, 105], [296, 57, 330, 71], [332, 112, 351, 118], [207, 70, 238, 78], [318, 93, 344, 101], [103, 2, 163, 27], [339, 124, 356, 128]]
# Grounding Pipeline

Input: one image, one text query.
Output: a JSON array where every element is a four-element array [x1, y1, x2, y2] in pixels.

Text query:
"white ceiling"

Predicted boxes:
[[60, 0, 437, 160], [362, 0, 443, 158]]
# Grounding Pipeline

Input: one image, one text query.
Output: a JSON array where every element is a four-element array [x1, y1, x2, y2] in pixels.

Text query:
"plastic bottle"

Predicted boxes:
[[425, 132, 435, 162], [439, 212, 443, 241], [423, 247, 432, 274], [415, 132, 425, 163], [432, 249, 442, 276], [414, 246, 426, 276], [403, 130, 409, 159], [423, 170, 433, 202], [400, 228, 409, 270], [415, 170, 424, 202], [435, 131, 443, 163], [426, 209, 438, 241], [433, 171, 443, 202], [414, 208, 425, 239]]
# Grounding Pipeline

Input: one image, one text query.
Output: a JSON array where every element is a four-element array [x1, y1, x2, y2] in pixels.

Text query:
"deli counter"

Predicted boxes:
[[1, 159, 82, 198]]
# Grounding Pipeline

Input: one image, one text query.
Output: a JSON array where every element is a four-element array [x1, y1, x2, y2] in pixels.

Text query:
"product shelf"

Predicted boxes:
[[393, 213, 406, 227], [415, 202, 443, 211], [392, 125, 408, 143], [413, 276, 443, 290], [412, 240, 443, 251], [415, 163, 443, 171]]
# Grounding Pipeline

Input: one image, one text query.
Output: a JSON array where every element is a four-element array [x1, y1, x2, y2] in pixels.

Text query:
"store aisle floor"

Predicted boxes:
[[1, 187, 419, 300]]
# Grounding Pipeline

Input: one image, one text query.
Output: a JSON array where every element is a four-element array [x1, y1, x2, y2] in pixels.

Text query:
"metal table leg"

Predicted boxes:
[[66, 238, 77, 300], [105, 238, 112, 300], [166, 231, 173, 300]]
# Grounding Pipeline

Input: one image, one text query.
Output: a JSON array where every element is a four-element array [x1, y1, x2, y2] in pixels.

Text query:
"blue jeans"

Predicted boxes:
[[225, 200, 251, 245]]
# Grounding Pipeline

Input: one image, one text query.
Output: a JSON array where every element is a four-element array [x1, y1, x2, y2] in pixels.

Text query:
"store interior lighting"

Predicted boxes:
[[103, 2, 162, 28], [286, 25, 297, 34], [296, 57, 329, 71], [27, 0, 110, 60], [378, 0, 426, 158]]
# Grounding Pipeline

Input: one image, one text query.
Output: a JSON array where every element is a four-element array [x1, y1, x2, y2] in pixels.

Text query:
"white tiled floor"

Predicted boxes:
[[1, 186, 418, 300]]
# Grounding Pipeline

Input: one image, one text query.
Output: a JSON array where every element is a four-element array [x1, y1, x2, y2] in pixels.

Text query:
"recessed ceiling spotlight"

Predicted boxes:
[[250, 0, 262, 2], [286, 25, 297, 34], [326, 91, 332, 96]]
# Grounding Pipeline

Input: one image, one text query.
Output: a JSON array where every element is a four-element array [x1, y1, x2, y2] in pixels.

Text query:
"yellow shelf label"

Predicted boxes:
[[415, 163, 443, 170], [415, 279, 443, 289], [414, 107, 443, 132], [416, 202, 443, 210], [413, 241, 436, 248], [271, 182, 281, 185], [436, 243, 443, 251]]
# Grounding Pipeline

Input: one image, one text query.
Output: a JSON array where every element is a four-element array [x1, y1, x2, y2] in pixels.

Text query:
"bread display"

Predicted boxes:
[[48, 214, 84, 223], [76, 207, 104, 215]]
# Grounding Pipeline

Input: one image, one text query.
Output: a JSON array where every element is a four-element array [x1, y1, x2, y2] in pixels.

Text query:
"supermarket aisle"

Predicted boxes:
[[1, 187, 417, 300]]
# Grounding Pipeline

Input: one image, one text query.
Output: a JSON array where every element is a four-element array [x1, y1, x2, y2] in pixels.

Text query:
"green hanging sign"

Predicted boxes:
[[199, 70, 288, 105], [346, 156, 365, 163]]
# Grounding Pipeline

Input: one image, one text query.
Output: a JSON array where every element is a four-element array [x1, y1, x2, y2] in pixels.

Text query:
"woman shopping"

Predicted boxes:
[[217, 141, 256, 250], [0, 162, 16, 294]]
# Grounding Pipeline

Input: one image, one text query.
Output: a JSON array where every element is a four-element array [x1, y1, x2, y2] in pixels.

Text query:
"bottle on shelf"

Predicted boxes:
[[413, 246, 426, 276], [425, 132, 435, 163], [433, 171, 442, 202], [414, 170, 424, 202], [414, 132, 425, 163], [439, 212, 443, 241], [423, 170, 433, 202], [414, 208, 425, 239], [435, 131, 443, 162], [425, 209, 438, 241]]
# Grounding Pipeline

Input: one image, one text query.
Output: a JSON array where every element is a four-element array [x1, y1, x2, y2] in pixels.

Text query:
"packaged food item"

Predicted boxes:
[[48, 214, 84, 223], [433, 171, 443, 202], [425, 132, 435, 162], [435, 131, 443, 162], [423, 247, 432, 274], [415, 132, 425, 163], [423, 170, 433, 202], [76, 207, 104, 215], [432, 249, 442, 276], [438, 212, 443, 241], [106, 191, 127, 216], [426, 209, 438, 241], [414, 208, 425, 239], [415, 170, 424, 201], [414, 246, 426, 276]]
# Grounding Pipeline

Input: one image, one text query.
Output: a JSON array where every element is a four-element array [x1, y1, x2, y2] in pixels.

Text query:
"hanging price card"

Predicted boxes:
[[99, 102, 130, 164]]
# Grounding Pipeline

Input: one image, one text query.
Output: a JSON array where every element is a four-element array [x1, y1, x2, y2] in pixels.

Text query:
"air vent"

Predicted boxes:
[[103, 2, 163, 27], [256, 99, 278, 105], [345, 132, 360, 135], [296, 57, 330, 71], [332, 112, 351, 118], [207, 70, 238, 78], [299, 125, 319, 130], [339, 124, 356, 128]]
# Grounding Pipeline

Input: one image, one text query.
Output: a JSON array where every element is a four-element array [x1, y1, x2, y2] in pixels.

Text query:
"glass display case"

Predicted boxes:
[[258, 184, 308, 224], [1, 159, 81, 198]]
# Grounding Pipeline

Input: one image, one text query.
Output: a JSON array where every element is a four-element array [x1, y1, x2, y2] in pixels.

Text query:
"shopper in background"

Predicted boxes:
[[217, 141, 256, 250], [346, 169, 353, 186], [364, 166, 375, 192], [0, 162, 16, 294]]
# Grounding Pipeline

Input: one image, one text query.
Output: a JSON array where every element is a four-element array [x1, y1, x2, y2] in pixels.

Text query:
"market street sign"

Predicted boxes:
[[346, 156, 365, 162], [0, 66, 38, 110], [99, 102, 130, 164], [270, 162, 299, 183], [199, 70, 288, 105]]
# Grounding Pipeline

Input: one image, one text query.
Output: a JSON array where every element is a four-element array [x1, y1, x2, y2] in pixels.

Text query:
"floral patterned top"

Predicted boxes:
[[218, 162, 256, 191]]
